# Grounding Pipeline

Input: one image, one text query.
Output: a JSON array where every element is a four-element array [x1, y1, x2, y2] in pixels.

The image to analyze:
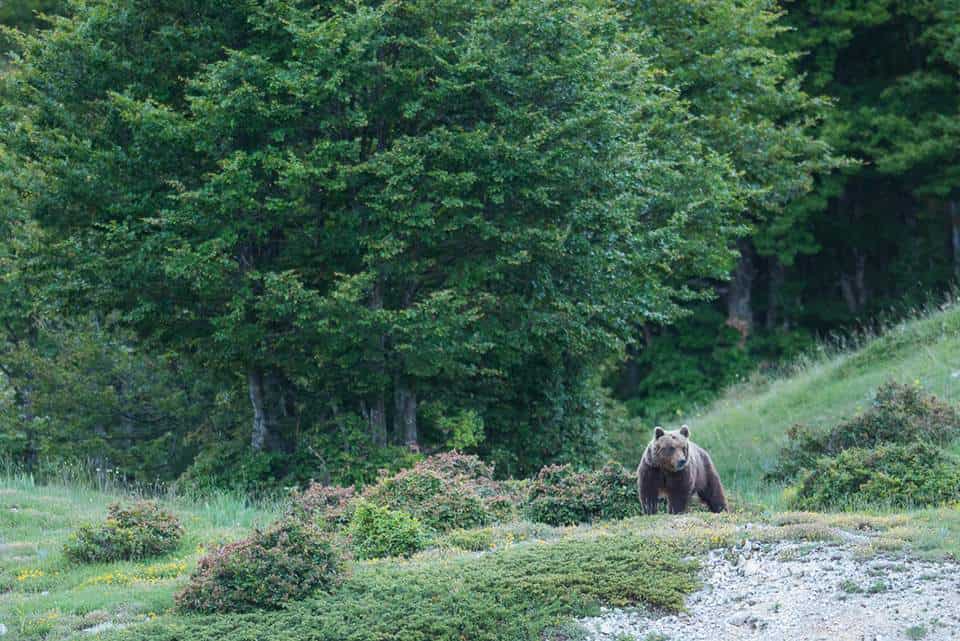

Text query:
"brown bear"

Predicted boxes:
[[637, 424, 726, 514]]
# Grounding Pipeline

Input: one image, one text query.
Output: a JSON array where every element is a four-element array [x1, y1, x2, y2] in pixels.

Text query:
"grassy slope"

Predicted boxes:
[[0, 476, 281, 639], [673, 304, 960, 505]]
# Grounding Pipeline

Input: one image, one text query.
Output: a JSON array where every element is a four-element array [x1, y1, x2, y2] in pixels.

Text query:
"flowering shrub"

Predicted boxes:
[[175, 519, 344, 613], [524, 462, 641, 525], [362, 452, 505, 531], [524, 465, 598, 526], [64, 501, 183, 563], [290, 483, 356, 531], [347, 499, 427, 559], [594, 462, 644, 521]]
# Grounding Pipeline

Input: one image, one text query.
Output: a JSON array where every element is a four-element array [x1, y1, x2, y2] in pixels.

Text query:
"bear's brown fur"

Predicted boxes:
[[636, 424, 726, 514]]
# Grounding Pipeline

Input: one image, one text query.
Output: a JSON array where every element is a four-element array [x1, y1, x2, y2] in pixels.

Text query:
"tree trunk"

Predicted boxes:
[[766, 256, 786, 331], [726, 239, 756, 347], [362, 398, 388, 447], [248, 368, 271, 451], [950, 200, 960, 282], [394, 378, 418, 450], [365, 274, 389, 447], [839, 249, 868, 314]]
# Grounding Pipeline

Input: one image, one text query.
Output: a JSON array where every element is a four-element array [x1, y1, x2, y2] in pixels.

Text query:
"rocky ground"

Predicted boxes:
[[580, 529, 960, 641]]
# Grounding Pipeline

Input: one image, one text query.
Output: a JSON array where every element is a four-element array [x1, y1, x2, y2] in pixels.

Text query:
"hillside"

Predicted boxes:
[[2, 306, 960, 640], [670, 303, 960, 505]]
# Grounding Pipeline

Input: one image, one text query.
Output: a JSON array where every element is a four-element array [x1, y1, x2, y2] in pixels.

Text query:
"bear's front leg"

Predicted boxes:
[[667, 492, 690, 514], [638, 468, 660, 515]]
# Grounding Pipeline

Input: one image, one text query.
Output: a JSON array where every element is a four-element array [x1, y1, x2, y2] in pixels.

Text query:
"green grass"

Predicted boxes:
[[0, 470, 281, 639], [663, 303, 960, 506], [113, 532, 700, 641]]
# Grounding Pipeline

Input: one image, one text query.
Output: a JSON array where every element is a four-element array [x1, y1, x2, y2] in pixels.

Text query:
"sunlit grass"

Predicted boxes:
[[672, 302, 960, 503], [0, 467, 282, 640]]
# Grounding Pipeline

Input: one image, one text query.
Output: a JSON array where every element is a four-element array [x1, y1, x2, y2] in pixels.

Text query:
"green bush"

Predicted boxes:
[[362, 452, 510, 532], [525, 462, 641, 526], [63, 501, 183, 563], [175, 519, 344, 613], [291, 483, 356, 532], [525, 465, 598, 526], [123, 534, 699, 641], [441, 528, 496, 552], [347, 500, 427, 560], [771, 380, 960, 480], [788, 441, 960, 509]]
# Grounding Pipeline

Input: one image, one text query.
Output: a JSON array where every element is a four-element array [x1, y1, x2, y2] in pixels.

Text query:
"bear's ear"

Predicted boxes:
[[654, 426, 665, 439], [679, 424, 690, 438]]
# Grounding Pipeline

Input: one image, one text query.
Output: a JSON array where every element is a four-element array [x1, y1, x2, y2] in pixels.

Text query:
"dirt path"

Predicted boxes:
[[580, 534, 960, 641]]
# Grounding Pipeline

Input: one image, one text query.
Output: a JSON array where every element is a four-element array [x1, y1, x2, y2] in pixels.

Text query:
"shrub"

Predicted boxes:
[[442, 528, 495, 552], [770, 381, 960, 480], [64, 501, 183, 563], [362, 452, 504, 531], [291, 483, 356, 531], [524, 462, 641, 526], [175, 519, 344, 613], [788, 441, 960, 509], [123, 533, 700, 641], [595, 462, 644, 521], [525, 465, 598, 526], [347, 499, 427, 559]]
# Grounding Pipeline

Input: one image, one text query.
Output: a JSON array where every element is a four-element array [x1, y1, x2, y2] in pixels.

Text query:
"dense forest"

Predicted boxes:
[[0, 0, 957, 491]]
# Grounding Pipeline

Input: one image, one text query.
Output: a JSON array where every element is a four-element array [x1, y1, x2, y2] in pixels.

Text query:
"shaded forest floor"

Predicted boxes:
[[2, 304, 960, 640]]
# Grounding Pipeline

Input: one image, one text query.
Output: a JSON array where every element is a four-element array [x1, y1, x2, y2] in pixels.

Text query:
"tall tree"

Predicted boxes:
[[2, 0, 746, 475], [620, 0, 835, 340]]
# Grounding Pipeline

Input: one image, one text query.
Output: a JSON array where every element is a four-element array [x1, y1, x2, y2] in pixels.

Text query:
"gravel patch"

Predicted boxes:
[[580, 535, 960, 641]]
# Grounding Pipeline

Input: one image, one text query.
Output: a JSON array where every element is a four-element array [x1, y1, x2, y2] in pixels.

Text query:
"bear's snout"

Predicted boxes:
[[675, 458, 687, 470]]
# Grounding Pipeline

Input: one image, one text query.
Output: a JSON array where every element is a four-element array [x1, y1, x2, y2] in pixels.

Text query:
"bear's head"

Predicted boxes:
[[651, 425, 690, 472]]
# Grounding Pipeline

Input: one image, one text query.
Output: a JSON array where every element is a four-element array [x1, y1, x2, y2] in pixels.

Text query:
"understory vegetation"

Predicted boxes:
[[767, 381, 960, 509]]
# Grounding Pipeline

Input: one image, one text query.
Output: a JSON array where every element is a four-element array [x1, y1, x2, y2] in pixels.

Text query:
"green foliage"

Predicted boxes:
[[772, 381, 960, 480], [175, 519, 344, 613], [524, 462, 641, 526], [63, 501, 183, 563], [290, 483, 356, 532], [124, 534, 699, 641], [362, 452, 507, 532], [177, 434, 418, 495], [0, 0, 749, 481], [347, 499, 427, 560], [788, 441, 960, 510], [441, 528, 496, 552]]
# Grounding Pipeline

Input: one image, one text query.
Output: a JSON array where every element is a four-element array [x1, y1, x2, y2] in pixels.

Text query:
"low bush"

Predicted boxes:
[[291, 483, 356, 531], [362, 452, 507, 532], [525, 465, 598, 526], [347, 499, 427, 559], [787, 441, 960, 509], [595, 462, 644, 521], [441, 527, 495, 552], [525, 462, 641, 526], [63, 501, 183, 563], [770, 381, 960, 480], [175, 519, 344, 613], [124, 533, 700, 641]]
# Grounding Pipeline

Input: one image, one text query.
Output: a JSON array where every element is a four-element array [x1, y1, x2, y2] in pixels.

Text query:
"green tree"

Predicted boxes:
[[2, 0, 748, 476], [611, 0, 834, 413], [782, 0, 960, 316]]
